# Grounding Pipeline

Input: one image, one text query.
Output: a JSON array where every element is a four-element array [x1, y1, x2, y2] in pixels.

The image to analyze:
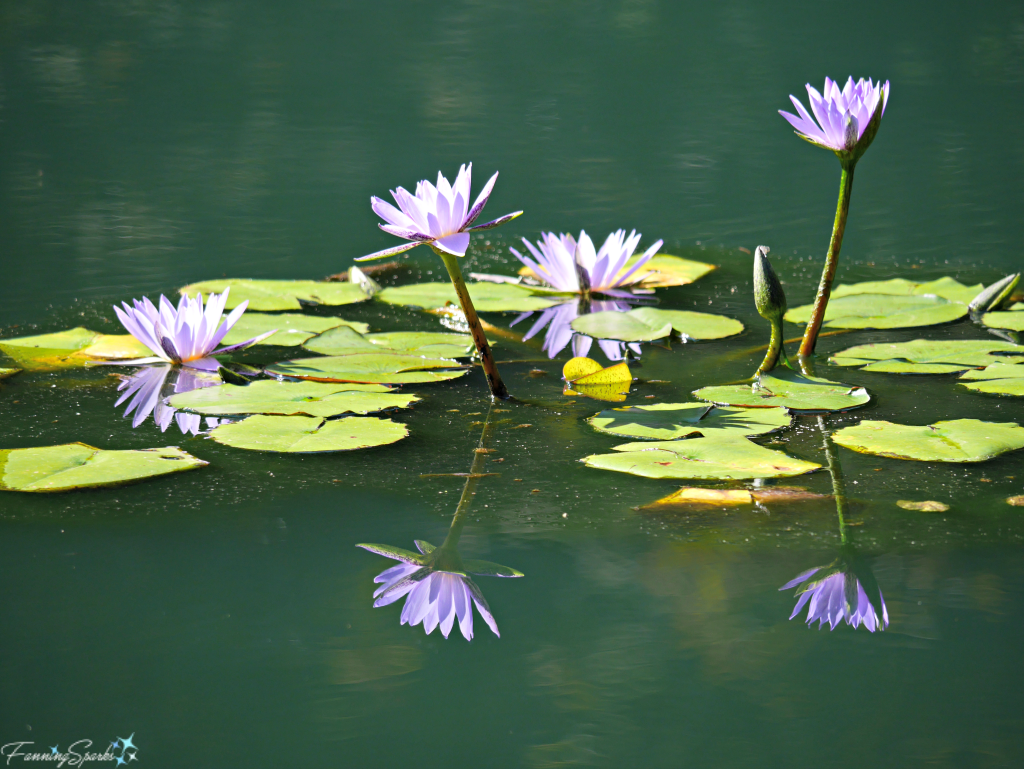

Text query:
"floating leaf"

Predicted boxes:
[[220, 313, 368, 347], [207, 415, 408, 452], [640, 486, 827, 509], [376, 282, 558, 312], [828, 277, 982, 304], [265, 354, 467, 384], [78, 334, 153, 360], [0, 444, 206, 492], [785, 293, 968, 330], [0, 368, 20, 380], [0, 327, 99, 368], [982, 308, 1024, 332], [627, 307, 744, 340], [180, 279, 370, 311], [831, 339, 1024, 370], [694, 369, 870, 413], [897, 500, 950, 512], [860, 361, 974, 375], [832, 419, 1024, 462], [562, 357, 603, 382], [563, 383, 629, 402], [304, 328, 474, 359], [958, 362, 1024, 396], [168, 380, 418, 417], [588, 403, 791, 440], [632, 254, 717, 288], [570, 311, 672, 342], [582, 436, 821, 480], [1008, 496, 1024, 507]]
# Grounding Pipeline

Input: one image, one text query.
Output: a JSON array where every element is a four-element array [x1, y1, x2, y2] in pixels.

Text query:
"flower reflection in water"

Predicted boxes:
[[781, 416, 888, 632], [781, 553, 888, 632], [115, 364, 224, 435], [358, 405, 524, 640], [511, 299, 642, 362]]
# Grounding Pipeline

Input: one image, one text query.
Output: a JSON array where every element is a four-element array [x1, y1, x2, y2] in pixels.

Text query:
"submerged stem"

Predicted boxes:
[[817, 416, 849, 544], [434, 247, 509, 401], [799, 165, 855, 358], [445, 403, 499, 548]]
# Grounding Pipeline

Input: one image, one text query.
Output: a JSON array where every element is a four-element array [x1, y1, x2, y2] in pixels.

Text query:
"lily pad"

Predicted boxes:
[[207, 415, 408, 452], [588, 403, 791, 440], [582, 436, 821, 480], [169, 380, 418, 417], [832, 419, 1024, 462], [831, 339, 1024, 371], [220, 313, 368, 347], [0, 444, 206, 492], [265, 354, 468, 384], [625, 307, 744, 340], [829, 277, 982, 304], [563, 383, 630, 402], [0, 327, 99, 368], [376, 282, 558, 312], [785, 293, 968, 330], [982, 308, 1024, 332], [632, 254, 717, 288], [958, 362, 1024, 396], [562, 357, 631, 385], [78, 334, 153, 360], [180, 279, 370, 311], [694, 369, 870, 413], [570, 311, 672, 342], [860, 361, 974, 375], [304, 328, 474, 359], [0, 368, 20, 380]]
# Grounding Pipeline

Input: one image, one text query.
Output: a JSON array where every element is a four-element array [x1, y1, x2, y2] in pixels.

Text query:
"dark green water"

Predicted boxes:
[[2, 1, 1024, 766]]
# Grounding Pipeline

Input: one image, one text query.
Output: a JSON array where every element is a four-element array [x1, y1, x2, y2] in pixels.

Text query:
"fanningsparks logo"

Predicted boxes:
[[1, 735, 138, 766]]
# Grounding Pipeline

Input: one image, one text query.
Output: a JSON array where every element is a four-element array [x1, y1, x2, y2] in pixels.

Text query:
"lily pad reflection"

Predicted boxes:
[[115, 365, 223, 435], [511, 299, 644, 362]]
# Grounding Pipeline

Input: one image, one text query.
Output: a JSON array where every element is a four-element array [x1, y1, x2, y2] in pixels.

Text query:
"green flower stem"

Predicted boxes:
[[818, 416, 849, 544], [434, 247, 509, 400], [799, 164, 856, 358], [757, 315, 790, 376]]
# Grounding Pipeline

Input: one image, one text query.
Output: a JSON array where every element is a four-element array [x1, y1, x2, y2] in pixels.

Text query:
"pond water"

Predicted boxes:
[[3, 1, 1024, 766]]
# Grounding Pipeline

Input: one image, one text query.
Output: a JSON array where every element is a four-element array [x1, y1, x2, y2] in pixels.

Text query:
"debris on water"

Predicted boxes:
[[897, 500, 950, 512]]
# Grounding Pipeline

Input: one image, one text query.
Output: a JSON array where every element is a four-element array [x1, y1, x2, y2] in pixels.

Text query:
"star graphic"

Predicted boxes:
[[115, 757, 126, 767], [50, 746, 59, 755], [127, 751, 138, 762], [110, 741, 120, 751], [118, 735, 136, 752]]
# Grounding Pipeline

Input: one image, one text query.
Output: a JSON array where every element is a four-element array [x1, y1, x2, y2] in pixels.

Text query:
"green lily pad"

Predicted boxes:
[[832, 419, 1024, 462], [693, 369, 870, 413], [625, 307, 744, 340], [570, 311, 672, 342], [0, 444, 206, 492], [982, 308, 1024, 332], [180, 279, 370, 311], [582, 436, 821, 480], [588, 403, 790, 440], [785, 293, 968, 330], [265, 354, 468, 384], [376, 282, 558, 312], [831, 339, 1024, 371], [207, 415, 408, 452], [0, 327, 99, 368], [829, 277, 982, 304], [0, 368, 19, 380], [958, 362, 1024, 396], [304, 328, 474, 359], [220, 313, 368, 347], [860, 361, 974, 374], [168, 380, 418, 417]]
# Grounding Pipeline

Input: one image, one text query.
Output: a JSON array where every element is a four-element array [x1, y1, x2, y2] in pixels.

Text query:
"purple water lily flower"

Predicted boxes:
[[358, 539, 523, 641], [781, 561, 889, 632], [357, 163, 523, 261], [510, 230, 663, 296], [114, 289, 274, 372], [780, 76, 890, 154], [115, 364, 224, 434], [511, 300, 642, 361]]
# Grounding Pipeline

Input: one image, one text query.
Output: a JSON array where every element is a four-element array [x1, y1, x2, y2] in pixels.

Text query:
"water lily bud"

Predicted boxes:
[[969, 273, 1020, 314], [753, 246, 787, 321]]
